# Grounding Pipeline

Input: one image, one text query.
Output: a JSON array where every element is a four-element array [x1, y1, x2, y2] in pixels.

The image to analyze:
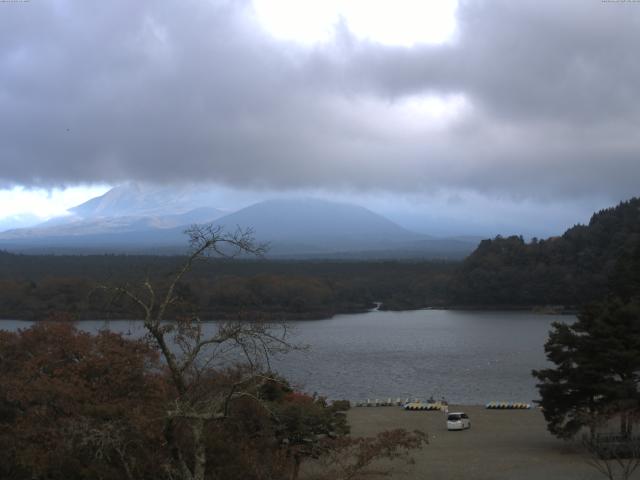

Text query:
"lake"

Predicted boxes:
[[1, 309, 569, 404]]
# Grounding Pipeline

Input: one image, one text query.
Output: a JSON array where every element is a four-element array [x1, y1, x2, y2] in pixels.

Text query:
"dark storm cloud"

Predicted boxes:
[[1, 0, 639, 201]]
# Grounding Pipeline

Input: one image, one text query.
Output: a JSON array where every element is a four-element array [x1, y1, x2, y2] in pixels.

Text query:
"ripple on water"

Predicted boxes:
[[0, 309, 569, 404]]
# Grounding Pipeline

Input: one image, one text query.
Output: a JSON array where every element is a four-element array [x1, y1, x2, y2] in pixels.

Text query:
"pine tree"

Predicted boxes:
[[533, 243, 640, 439]]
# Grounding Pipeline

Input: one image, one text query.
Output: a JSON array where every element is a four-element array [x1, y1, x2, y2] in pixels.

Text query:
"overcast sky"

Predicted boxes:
[[0, 0, 638, 236]]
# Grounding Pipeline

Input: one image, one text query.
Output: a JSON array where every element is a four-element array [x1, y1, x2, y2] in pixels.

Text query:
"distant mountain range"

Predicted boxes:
[[0, 184, 480, 258]]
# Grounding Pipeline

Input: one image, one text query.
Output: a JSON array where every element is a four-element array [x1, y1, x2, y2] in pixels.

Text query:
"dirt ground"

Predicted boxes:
[[347, 405, 638, 480]]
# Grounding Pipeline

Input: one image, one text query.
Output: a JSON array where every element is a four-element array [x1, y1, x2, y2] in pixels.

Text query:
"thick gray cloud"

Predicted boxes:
[[1, 0, 639, 202]]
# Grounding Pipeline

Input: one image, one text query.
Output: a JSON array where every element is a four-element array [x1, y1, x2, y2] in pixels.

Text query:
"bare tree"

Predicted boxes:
[[582, 429, 640, 480], [69, 419, 137, 480], [108, 225, 293, 480], [303, 429, 428, 480], [102, 224, 428, 480]]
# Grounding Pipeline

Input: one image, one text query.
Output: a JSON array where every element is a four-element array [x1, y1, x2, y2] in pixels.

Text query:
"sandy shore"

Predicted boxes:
[[347, 405, 627, 480]]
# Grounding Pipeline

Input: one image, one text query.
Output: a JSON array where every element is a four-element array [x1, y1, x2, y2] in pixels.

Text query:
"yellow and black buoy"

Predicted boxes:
[[485, 401, 531, 409]]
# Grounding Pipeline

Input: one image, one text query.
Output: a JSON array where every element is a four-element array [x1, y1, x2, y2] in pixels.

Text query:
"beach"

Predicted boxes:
[[347, 405, 626, 480]]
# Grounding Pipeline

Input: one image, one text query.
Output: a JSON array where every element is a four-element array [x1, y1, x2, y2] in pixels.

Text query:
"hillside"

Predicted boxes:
[[213, 198, 420, 253], [449, 197, 640, 307], [68, 183, 224, 218]]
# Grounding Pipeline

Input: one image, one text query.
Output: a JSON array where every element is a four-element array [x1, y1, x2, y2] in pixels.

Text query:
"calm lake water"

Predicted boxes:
[[1, 309, 570, 404]]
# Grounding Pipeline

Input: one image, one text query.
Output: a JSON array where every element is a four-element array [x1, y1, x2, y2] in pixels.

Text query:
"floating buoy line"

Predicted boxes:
[[485, 401, 531, 409], [353, 398, 446, 409], [354, 398, 408, 407], [352, 398, 532, 409]]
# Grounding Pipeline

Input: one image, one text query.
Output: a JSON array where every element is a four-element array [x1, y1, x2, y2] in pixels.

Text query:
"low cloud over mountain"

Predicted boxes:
[[0, 186, 477, 258]]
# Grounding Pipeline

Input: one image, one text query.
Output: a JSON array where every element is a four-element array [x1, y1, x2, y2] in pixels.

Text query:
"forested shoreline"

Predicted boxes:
[[0, 254, 456, 320], [1, 198, 638, 321], [449, 198, 640, 307]]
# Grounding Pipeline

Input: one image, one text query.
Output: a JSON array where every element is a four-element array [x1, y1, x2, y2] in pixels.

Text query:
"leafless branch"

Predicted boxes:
[[582, 433, 640, 480], [99, 224, 295, 480]]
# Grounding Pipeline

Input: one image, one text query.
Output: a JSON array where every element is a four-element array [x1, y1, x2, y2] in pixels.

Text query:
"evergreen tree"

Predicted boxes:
[[533, 243, 640, 439]]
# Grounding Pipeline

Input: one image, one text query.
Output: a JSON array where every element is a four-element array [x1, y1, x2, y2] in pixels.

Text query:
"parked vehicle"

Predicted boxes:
[[447, 412, 471, 431]]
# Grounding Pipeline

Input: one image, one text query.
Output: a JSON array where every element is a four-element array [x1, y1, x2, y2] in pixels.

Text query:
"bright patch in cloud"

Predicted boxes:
[[0, 185, 111, 220], [392, 94, 470, 128], [334, 93, 470, 137], [251, 0, 458, 46]]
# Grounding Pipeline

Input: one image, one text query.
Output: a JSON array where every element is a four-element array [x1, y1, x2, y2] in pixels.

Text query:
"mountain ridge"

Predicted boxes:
[[0, 187, 478, 258]]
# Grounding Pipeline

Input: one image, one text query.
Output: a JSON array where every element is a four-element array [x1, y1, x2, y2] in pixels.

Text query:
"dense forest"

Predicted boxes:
[[0, 197, 638, 320], [0, 253, 454, 320], [449, 197, 640, 307]]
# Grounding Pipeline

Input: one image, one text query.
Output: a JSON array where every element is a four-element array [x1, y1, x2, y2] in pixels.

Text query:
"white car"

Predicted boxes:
[[447, 412, 471, 431]]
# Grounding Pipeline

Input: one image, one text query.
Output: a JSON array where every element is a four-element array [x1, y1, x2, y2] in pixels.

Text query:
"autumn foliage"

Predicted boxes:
[[0, 320, 426, 480], [0, 227, 427, 479], [0, 321, 167, 479]]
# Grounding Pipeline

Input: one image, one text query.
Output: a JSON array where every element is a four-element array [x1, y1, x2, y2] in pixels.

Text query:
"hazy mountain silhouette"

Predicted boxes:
[[0, 207, 224, 240], [69, 183, 228, 218], [212, 198, 421, 252], [0, 187, 478, 258], [0, 183, 226, 240]]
